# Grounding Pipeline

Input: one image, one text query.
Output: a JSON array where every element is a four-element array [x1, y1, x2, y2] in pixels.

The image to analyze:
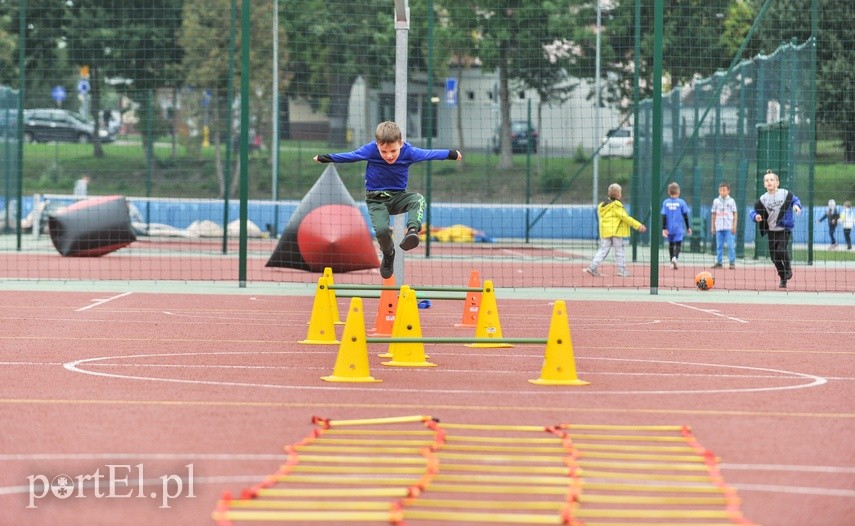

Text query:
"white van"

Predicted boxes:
[[601, 127, 633, 158]]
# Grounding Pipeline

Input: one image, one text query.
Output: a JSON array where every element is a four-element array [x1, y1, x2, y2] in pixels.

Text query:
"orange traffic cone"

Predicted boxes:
[[455, 270, 482, 328], [369, 277, 398, 336]]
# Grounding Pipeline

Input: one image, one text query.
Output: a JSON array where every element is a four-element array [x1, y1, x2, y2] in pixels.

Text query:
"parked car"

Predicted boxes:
[[23, 109, 115, 144], [492, 121, 539, 154], [601, 127, 633, 158]]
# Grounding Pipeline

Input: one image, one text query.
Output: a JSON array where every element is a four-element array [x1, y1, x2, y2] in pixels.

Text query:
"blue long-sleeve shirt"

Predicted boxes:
[[317, 142, 457, 192]]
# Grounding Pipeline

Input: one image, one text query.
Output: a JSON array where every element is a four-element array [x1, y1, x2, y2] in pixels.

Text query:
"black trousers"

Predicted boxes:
[[767, 229, 791, 279]]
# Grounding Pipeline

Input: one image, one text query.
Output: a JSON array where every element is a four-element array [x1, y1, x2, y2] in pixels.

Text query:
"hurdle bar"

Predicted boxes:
[[367, 337, 546, 344]]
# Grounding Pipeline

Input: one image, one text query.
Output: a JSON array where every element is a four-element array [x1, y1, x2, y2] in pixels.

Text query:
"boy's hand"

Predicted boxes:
[[312, 155, 320, 163], [661, 229, 668, 237], [794, 205, 802, 215], [638, 225, 647, 233], [754, 215, 763, 223]]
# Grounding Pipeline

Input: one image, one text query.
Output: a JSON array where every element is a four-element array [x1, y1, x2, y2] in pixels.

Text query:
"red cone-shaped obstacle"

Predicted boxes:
[[297, 204, 379, 272], [266, 165, 379, 273]]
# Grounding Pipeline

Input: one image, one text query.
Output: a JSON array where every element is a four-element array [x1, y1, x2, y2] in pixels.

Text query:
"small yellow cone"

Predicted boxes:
[[322, 297, 381, 383], [529, 300, 589, 386], [467, 280, 512, 348], [322, 267, 343, 325], [299, 277, 339, 345], [382, 286, 436, 367]]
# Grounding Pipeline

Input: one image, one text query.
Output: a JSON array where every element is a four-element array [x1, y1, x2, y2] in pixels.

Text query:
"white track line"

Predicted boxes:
[[62, 352, 827, 396], [76, 291, 134, 312], [669, 301, 749, 323]]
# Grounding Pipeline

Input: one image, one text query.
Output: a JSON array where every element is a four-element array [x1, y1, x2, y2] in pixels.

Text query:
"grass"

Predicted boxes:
[[10, 136, 853, 207]]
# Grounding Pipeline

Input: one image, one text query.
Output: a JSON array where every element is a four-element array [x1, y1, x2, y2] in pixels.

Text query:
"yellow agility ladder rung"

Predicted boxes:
[[295, 454, 429, 465], [578, 469, 716, 483], [573, 508, 736, 519], [293, 444, 424, 454], [290, 464, 428, 475], [401, 509, 563, 524], [226, 499, 393, 511], [212, 510, 393, 522], [581, 481, 726, 494], [274, 474, 422, 485], [444, 435, 564, 444], [423, 482, 570, 495], [256, 487, 409, 498], [578, 493, 729, 506], [403, 497, 564, 511], [431, 472, 573, 486], [311, 437, 434, 446]]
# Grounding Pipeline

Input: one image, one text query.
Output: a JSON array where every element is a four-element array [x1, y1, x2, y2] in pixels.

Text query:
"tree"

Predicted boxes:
[[447, 0, 593, 169], [282, 0, 397, 148], [63, 0, 184, 158], [181, 0, 283, 197], [755, 0, 855, 163]]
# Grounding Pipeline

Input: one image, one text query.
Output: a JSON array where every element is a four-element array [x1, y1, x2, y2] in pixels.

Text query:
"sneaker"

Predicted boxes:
[[729, 263, 736, 269], [379, 250, 395, 279], [711, 263, 723, 269], [583, 267, 601, 277], [399, 227, 420, 251], [617, 271, 632, 277], [779, 278, 787, 289], [671, 257, 678, 270]]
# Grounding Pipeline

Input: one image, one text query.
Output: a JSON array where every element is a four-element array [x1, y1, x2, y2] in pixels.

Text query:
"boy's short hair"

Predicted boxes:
[[764, 169, 779, 181], [607, 183, 622, 199], [719, 181, 730, 190], [375, 121, 403, 145], [668, 182, 680, 196]]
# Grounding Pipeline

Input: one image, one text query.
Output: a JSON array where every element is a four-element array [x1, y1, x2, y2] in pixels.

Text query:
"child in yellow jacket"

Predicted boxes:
[[584, 183, 648, 277]]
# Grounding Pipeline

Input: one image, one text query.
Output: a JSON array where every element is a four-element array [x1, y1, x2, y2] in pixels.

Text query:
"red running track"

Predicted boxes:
[[0, 289, 853, 525]]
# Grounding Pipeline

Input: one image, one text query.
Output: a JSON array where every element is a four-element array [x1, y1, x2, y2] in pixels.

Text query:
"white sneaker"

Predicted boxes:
[[583, 267, 601, 277], [617, 271, 631, 277], [671, 257, 678, 269]]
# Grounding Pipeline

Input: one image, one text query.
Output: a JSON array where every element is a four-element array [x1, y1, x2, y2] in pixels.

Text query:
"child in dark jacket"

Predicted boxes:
[[749, 170, 802, 289]]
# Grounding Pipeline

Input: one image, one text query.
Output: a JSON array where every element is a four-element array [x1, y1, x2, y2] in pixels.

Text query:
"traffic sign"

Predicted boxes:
[[51, 85, 67, 104], [77, 79, 90, 94], [445, 77, 458, 107]]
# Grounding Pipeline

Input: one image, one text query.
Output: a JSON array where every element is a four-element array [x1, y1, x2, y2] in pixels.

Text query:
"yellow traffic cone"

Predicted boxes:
[[322, 267, 343, 325], [467, 280, 512, 348], [529, 300, 589, 386], [299, 277, 339, 345], [322, 297, 381, 383], [382, 286, 436, 367]]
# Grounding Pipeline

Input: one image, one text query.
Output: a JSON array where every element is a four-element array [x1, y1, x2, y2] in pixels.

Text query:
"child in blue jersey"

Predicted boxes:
[[314, 121, 462, 279], [660, 182, 691, 269], [750, 170, 802, 289]]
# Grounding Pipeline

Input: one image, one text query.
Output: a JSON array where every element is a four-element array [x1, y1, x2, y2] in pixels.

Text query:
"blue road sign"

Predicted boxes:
[[51, 85, 67, 104], [77, 79, 90, 94], [445, 78, 458, 107]]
